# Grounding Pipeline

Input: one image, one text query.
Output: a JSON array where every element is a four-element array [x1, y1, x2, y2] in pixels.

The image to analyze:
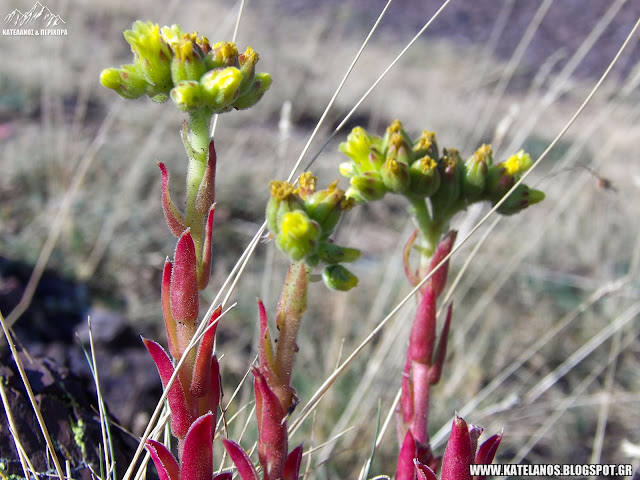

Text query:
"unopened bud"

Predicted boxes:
[[233, 72, 272, 110], [412, 130, 439, 160], [238, 46, 259, 94], [322, 264, 358, 291], [430, 148, 461, 211], [318, 243, 361, 264], [380, 156, 410, 193], [124, 21, 173, 93], [496, 184, 545, 215], [350, 172, 387, 201], [275, 210, 321, 261], [462, 144, 491, 197], [170, 33, 208, 84], [170, 80, 204, 111], [100, 65, 148, 99], [409, 156, 440, 197], [304, 181, 346, 234], [200, 66, 243, 111]]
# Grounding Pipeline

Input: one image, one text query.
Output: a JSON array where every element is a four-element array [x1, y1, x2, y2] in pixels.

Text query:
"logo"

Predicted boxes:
[[3, 1, 67, 36]]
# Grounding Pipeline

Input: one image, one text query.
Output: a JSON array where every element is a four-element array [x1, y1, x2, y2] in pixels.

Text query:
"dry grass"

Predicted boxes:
[[1, 0, 639, 478]]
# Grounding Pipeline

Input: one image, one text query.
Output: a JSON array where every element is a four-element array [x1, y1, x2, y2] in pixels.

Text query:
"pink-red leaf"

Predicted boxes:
[[282, 444, 303, 480], [253, 367, 288, 480], [143, 337, 192, 439], [195, 139, 217, 214], [190, 305, 222, 398], [474, 432, 502, 477], [162, 259, 179, 359], [409, 287, 437, 365], [440, 415, 473, 480], [159, 162, 186, 237], [221, 438, 259, 480], [396, 429, 418, 480], [145, 439, 179, 480], [181, 413, 214, 480], [426, 230, 457, 298], [198, 204, 216, 290], [415, 460, 437, 480], [429, 303, 453, 385]]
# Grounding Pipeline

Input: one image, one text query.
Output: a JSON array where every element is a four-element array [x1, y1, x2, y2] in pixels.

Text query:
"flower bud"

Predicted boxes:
[[462, 144, 491, 197], [350, 172, 387, 201], [495, 184, 545, 215], [238, 46, 259, 95], [502, 150, 532, 177], [380, 156, 410, 193], [275, 210, 321, 261], [170, 33, 208, 84], [412, 130, 439, 160], [124, 21, 173, 94], [383, 120, 412, 152], [339, 127, 373, 165], [205, 41, 240, 69], [266, 180, 302, 236], [304, 181, 347, 235], [386, 133, 413, 165], [170, 80, 204, 111], [322, 264, 358, 291], [233, 72, 273, 110], [318, 243, 361, 264], [409, 156, 440, 197], [430, 148, 461, 211], [200, 66, 243, 111], [100, 65, 148, 100]]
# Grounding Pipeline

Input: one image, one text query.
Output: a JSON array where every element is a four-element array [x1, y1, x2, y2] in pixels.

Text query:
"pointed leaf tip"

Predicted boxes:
[[222, 438, 259, 480], [146, 439, 179, 480], [181, 413, 214, 480], [159, 162, 186, 237]]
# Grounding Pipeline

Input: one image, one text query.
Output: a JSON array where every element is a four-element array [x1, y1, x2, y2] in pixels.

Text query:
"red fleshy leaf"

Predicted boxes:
[[195, 139, 217, 214], [409, 287, 437, 365], [143, 337, 192, 439], [257, 299, 275, 376], [403, 229, 420, 287], [253, 367, 288, 480], [198, 204, 215, 290], [415, 460, 437, 480], [181, 413, 214, 480], [282, 444, 303, 480], [205, 356, 221, 423], [429, 303, 453, 385], [409, 362, 431, 447], [440, 415, 473, 480], [396, 430, 418, 480], [172, 230, 199, 354], [190, 305, 222, 398], [162, 259, 179, 359], [212, 474, 233, 480], [221, 438, 259, 480], [425, 230, 457, 298], [399, 353, 413, 431], [159, 162, 186, 237], [145, 439, 179, 480], [474, 432, 502, 474]]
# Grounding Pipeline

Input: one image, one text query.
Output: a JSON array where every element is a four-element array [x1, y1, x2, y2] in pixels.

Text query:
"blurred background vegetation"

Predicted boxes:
[[1, 0, 639, 478]]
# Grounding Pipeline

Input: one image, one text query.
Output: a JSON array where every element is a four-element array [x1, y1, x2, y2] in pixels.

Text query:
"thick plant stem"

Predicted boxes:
[[274, 261, 308, 408], [184, 108, 213, 263]]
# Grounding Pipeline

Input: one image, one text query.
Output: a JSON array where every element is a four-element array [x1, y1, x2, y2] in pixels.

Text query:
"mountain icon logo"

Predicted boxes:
[[4, 1, 65, 28]]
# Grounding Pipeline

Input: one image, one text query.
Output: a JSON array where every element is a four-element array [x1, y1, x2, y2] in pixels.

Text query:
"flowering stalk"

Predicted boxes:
[[100, 19, 272, 480], [237, 173, 360, 480], [337, 119, 544, 477]]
